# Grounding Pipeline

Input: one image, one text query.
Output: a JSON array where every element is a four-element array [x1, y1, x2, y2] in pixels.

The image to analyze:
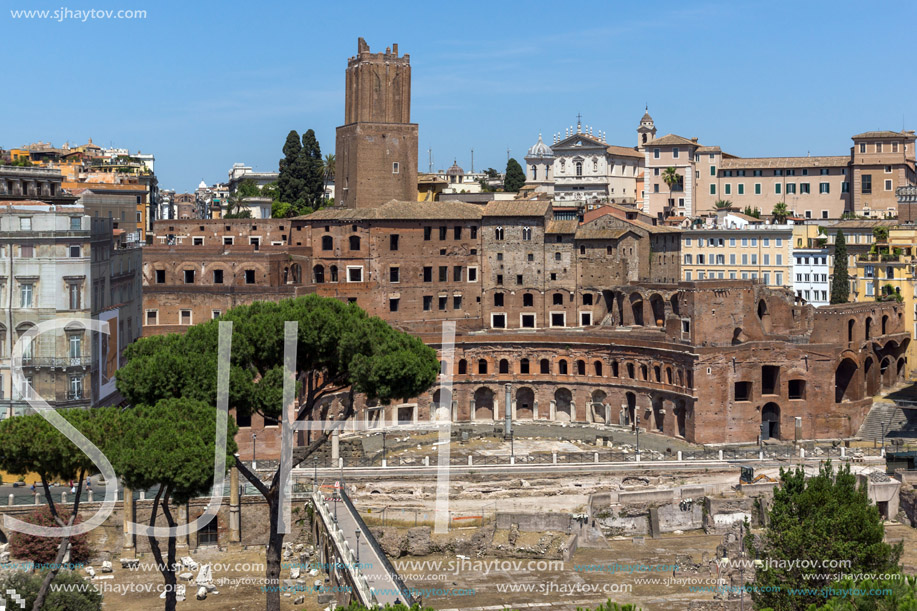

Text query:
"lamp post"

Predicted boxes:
[[355, 530, 361, 565], [382, 431, 387, 466], [251, 433, 257, 469], [635, 415, 640, 455], [313, 457, 317, 492]]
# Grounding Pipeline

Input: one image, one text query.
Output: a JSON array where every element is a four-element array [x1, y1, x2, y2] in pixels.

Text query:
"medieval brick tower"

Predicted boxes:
[[336, 38, 419, 209]]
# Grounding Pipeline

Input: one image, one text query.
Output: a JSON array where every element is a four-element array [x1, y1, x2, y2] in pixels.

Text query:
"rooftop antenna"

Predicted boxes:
[[428, 147, 433, 173], [506, 147, 511, 162], [471, 148, 474, 173]]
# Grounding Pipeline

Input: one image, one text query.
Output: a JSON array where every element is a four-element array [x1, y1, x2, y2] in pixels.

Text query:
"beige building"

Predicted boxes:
[[643, 123, 916, 221], [680, 222, 793, 287]]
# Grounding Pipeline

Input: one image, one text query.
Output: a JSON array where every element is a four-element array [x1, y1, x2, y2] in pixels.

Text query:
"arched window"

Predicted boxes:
[[520, 358, 530, 374], [321, 235, 333, 251], [478, 359, 488, 374], [458, 359, 467, 375], [593, 159, 598, 172], [575, 161, 583, 176], [540, 359, 550, 374], [532, 166, 537, 180], [495, 227, 504, 240], [627, 363, 635, 378], [313, 265, 325, 284], [349, 235, 360, 250], [330, 265, 338, 282], [594, 361, 603, 376], [848, 319, 855, 342], [576, 360, 586, 375], [499, 359, 509, 374], [611, 360, 619, 377], [522, 227, 532, 241], [558, 359, 568, 375]]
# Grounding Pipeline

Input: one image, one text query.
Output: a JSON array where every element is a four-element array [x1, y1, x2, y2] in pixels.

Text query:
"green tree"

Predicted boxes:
[[714, 199, 733, 209], [504, 158, 526, 192], [772, 202, 789, 223], [323, 153, 336, 181], [797, 574, 917, 610], [0, 570, 101, 611], [0, 408, 117, 611], [831, 230, 849, 304], [873, 225, 889, 242], [115, 398, 238, 611], [661, 167, 680, 211], [746, 461, 901, 611], [299, 129, 325, 213], [223, 209, 252, 219], [116, 295, 440, 611], [271, 201, 293, 218], [277, 130, 303, 205]]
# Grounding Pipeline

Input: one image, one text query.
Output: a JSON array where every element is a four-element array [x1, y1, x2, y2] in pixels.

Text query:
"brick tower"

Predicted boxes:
[[336, 38, 419, 209]]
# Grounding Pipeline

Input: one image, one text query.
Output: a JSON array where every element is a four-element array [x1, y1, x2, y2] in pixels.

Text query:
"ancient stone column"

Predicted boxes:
[[331, 429, 340, 461], [123, 487, 135, 551], [229, 465, 241, 544]]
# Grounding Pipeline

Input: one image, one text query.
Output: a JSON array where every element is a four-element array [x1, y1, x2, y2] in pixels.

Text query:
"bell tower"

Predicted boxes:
[[637, 106, 656, 152], [336, 38, 419, 209]]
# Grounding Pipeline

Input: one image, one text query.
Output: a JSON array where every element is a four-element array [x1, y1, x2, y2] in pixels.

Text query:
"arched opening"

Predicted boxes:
[[313, 265, 325, 284], [654, 365, 661, 382], [591, 390, 607, 424], [458, 359, 467, 375], [478, 359, 488, 374], [865, 317, 872, 340], [0, 527, 6, 545], [761, 402, 780, 440], [677, 370, 684, 386], [616, 292, 626, 325], [558, 359, 568, 375], [283, 267, 289, 284], [652, 396, 664, 432], [593, 361, 603, 376], [321, 235, 333, 251], [626, 362, 635, 379], [516, 388, 535, 420], [848, 319, 855, 342], [611, 360, 619, 377], [675, 400, 687, 438], [640, 364, 648, 380], [670, 294, 680, 316], [757, 300, 771, 333], [330, 265, 338, 282], [554, 388, 573, 422], [432, 388, 452, 413], [882, 315, 889, 335], [897, 357, 906, 381], [880, 356, 892, 387], [520, 358, 530, 374], [732, 328, 747, 345], [650, 294, 665, 326], [666, 367, 673, 384], [349, 235, 361, 250], [625, 392, 636, 427], [629, 293, 644, 326], [499, 359, 509, 374], [835, 358, 859, 403], [474, 388, 495, 420], [540, 359, 550, 374], [290, 263, 302, 284], [576, 359, 586, 375]]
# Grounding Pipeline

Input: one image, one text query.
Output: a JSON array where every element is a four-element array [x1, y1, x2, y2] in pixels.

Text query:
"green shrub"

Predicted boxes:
[[8, 505, 90, 565]]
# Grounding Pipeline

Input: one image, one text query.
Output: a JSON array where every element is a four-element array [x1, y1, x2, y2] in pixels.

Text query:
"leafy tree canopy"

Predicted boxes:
[[504, 158, 526, 192]]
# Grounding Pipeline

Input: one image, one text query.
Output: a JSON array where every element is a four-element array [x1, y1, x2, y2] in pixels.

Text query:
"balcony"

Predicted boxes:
[[859, 253, 901, 262], [19, 356, 91, 369]]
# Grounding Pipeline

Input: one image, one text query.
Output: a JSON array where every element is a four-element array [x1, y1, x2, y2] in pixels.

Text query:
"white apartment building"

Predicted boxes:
[[792, 249, 830, 306]]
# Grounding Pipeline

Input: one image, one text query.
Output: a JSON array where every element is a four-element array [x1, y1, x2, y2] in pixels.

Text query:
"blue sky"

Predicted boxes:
[[3, 0, 915, 192]]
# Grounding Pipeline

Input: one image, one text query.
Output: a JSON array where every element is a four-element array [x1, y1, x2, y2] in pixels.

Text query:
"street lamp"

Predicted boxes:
[[251, 433, 257, 468], [635, 415, 640, 455], [355, 529, 361, 565], [313, 457, 317, 491], [382, 431, 387, 466]]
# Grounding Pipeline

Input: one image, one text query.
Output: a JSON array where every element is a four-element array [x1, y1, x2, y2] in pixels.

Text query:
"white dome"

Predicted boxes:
[[198, 180, 208, 190], [527, 133, 553, 158]]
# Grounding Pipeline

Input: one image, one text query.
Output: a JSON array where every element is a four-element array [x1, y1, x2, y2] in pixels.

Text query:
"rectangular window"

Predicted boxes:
[[180, 310, 192, 325], [800, 183, 810, 194], [885, 179, 893, 191], [730, 254, 736, 265], [738, 184, 745, 195], [390, 234, 399, 250], [69, 284, 80, 310], [423, 296, 432, 311], [786, 183, 796, 194], [20, 283, 33, 308], [438, 296, 447, 311], [775, 183, 781, 194], [70, 217, 81, 230], [146, 310, 158, 325], [710, 165, 716, 176], [244, 270, 255, 284], [820, 182, 830, 194], [389, 267, 400, 283], [439, 226, 447, 240], [439, 266, 448, 282], [725, 184, 731, 195], [20, 217, 31, 231], [776, 272, 783, 285], [453, 266, 463, 281], [392, 162, 399, 174], [423, 227, 432, 241], [347, 266, 363, 282], [492, 313, 506, 328], [653, 148, 660, 159], [211, 310, 221, 319], [453, 295, 462, 310], [423, 266, 432, 282], [494, 293, 504, 307], [550, 312, 566, 327], [710, 184, 716, 195], [862, 175, 872, 194], [213, 269, 224, 284], [184, 269, 195, 284], [673, 147, 679, 158], [223, 236, 233, 245], [467, 267, 478, 282], [20, 244, 33, 258], [454, 226, 462, 240]]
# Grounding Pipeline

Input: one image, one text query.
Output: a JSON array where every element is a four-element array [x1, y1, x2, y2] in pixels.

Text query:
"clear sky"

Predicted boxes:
[[3, 0, 915, 192]]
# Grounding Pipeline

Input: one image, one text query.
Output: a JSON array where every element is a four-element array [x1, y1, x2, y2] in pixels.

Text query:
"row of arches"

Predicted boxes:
[[320, 235, 361, 251], [836, 354, 906, 403], [455, 356, 691, 388], [610, 291, 680, 327]]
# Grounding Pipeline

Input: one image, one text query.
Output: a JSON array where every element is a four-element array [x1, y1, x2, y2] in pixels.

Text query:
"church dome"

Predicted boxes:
[[640, 107, 654, 124], [527, 133, 553, 158], [446, 160, 464, 177]]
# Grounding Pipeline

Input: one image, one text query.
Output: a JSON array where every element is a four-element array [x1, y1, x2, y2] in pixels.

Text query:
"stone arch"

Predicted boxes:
[[520, 358, 530, 374], [458, 359, 467, 375], [540, 358, 551, 374], [321, 235, 333, 251], [835, 357, 860, 403], [558, 359, 569, 375], [674, 399, 687, 438], [882, 315, 889, 335], [313, 264, 324, 284], [762, 402, 780, 440], [432, 387, 453, 413], [554, 388, 573, 422], [865, 317, 873, 340], [516, 387, 535, 420], [897, 357, 906, 381], [864, 357, 878, 396], [757, 299, 771, 334], [290, 263, 302, 284], [629, 292, 644, 326], [593, 360, 603, 376], [576, 359, 586, 375], [650, 294, 665, 326], [473, 387, 495, 420], [477, 358, 488, 374], [670, 294, 680, 316], [880, 356, 893, 387], [591, 390, 607, 424], [499, 358, 509, 374]]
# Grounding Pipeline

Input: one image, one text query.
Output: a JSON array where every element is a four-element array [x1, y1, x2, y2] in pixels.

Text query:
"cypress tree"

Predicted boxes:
[[277, 130, 303, 205], [504, 158, 526, 192], [300, 129, 325, 210], [830, 230, 849, 304]]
